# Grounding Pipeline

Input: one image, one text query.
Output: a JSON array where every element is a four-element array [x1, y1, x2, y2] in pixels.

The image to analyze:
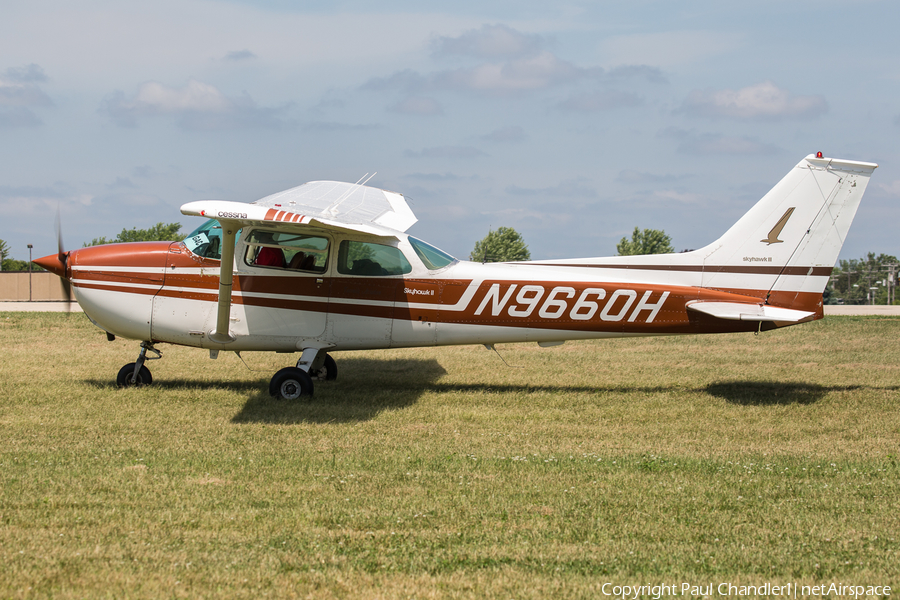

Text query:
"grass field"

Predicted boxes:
[[1, 312, 898, 599]]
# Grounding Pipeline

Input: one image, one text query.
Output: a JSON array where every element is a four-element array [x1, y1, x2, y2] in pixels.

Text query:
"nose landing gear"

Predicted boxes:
[[116, 342, 162, 387]]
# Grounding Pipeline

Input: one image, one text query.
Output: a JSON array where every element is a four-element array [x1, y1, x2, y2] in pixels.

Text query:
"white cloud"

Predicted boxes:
[[4, 63, 48, 83], [133, 80, 232, 113], [361, 69, 429, 94], [616, 170, 688, 184], [364, 24, 605, 97], [389, 96, 443, 116], [0, 64, 53, 128], [0, 64, 53, 108], [652, 189, 706, 204], [606, 65, 667, 84], [600, 31, 742, 68], [878, 180, 900, 197], [301, 121, 375, 133], [557, 89, 642, 112], [100, 79, 291, 130], [681, 81, 827, 120], [0, 184, 92, 214], [481, 126, 526, 143], [435, 52, 598, 94], [658, 127, 780, 155], [505, 179, 598, 199], [432, 24, 544, 60], [0, 107, 42, 128], [405, 146, 488, 159], [222, 49, 256, 62]]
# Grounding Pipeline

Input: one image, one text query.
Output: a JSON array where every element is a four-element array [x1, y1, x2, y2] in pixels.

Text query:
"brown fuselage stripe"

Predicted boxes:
[[532, 263, 833, 277], [73, 272, 823, 334]]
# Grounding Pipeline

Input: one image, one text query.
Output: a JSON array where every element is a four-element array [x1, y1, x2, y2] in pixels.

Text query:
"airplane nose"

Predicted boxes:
[[34, 252, 69, 278]]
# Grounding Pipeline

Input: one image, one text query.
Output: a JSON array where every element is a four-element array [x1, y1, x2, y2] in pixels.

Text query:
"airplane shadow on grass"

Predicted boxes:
[[230, 358, 718, 424], [231, 357, 449, 424], [704, 381, 871, 406], [85, 359, 900, 423]]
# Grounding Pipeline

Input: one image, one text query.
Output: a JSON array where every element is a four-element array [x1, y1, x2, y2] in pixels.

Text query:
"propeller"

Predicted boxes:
[[55, 206, 74, 309]]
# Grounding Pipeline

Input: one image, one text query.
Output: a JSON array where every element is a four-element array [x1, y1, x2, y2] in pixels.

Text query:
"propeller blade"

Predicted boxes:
[[54, 205, 73, 311], [55, 206, 67, 266]]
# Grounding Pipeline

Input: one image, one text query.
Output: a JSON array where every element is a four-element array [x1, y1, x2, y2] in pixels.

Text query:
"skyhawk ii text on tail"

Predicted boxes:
[[35, 153, 878, 399]]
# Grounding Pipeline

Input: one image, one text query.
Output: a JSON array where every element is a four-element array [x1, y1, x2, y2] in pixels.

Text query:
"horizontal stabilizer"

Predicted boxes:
[[686, 301, 815, 322]]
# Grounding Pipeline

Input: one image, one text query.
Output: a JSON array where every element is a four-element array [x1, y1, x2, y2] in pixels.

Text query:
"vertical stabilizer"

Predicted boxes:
[[698, 154, 877, 309]]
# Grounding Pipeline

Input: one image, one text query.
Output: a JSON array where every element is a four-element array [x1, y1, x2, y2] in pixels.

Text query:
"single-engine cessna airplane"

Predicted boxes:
[[35, 153, 877, 400]]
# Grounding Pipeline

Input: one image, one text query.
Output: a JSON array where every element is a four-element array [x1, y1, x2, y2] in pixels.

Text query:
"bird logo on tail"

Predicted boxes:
[[761, 207, 795, 245]]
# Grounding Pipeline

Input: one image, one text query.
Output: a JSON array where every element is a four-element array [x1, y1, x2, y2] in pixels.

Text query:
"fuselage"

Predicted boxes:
[[49, 226, 821, 353]]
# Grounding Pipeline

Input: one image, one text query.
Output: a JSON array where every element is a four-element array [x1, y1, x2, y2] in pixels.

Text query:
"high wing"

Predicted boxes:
[[180, 180, 417, 343], [181, 180, 417, 237]]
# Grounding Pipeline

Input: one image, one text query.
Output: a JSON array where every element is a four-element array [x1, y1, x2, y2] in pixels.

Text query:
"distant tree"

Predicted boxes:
[[0, 238, 39, 272], [829, 252, 900, 305], [0, 238, 9, 269], [616, 227, 674, 256], [85, 222, 185, 247], [470, 227, 531, 262]]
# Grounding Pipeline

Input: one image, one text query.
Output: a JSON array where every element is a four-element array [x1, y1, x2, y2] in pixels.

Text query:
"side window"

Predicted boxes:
[[244, 229, 329, 272], [337, 240, 412, 276]]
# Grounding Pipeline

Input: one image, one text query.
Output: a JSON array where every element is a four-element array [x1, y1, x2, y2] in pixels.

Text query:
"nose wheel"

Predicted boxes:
[[116, 342, 161, 388]]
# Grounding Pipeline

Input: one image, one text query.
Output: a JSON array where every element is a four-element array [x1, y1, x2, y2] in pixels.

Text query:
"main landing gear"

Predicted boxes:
[[269, 348, 337, 401], [114, 341, 336, 400], [116, 341, 161, 387]]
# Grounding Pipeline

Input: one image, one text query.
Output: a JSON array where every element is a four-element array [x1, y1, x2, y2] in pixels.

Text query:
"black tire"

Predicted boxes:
[[269, 367, 314, 400], [310, 354, 338, 381], [116, 363, 152, 387]]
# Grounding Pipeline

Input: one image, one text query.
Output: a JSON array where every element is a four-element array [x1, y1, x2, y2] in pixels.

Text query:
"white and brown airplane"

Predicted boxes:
[[35, 153, 877, 399]]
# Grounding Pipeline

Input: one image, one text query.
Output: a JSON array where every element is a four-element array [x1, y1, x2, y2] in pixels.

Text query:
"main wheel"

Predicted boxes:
[[309, 354, 337, 381], [116, 363, 152, 387], [269, 367, 314, 400]]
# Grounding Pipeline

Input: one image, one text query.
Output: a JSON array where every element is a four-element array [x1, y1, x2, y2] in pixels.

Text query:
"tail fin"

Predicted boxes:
[[698, 154, 877, 310]]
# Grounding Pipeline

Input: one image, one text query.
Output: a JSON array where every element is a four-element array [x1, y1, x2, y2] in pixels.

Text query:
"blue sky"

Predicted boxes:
[[2, 0, 898, 263]]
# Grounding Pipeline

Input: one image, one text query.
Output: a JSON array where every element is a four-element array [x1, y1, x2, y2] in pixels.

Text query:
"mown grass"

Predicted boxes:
[[0, 313, 898, 598]]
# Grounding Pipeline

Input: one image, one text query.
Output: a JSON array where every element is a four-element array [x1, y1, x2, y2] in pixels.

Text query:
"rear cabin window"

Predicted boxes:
[[337, 240, 412, 276], [244, 230, 329, 272]]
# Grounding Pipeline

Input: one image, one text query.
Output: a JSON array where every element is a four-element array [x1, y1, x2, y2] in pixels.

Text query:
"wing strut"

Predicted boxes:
[[209, 221, 239, 344]]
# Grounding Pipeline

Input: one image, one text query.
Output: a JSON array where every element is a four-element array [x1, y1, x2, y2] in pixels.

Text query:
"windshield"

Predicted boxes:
[[184, 219, 223, 259], [409, 237, 457, 270]]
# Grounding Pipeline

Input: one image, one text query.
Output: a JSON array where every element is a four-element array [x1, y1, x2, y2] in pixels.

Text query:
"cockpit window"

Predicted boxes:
[[244, 229, 329, 272], [408, 236, 457, 270], [184, 219, 224, 259], [337, 240, 412, 276]]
